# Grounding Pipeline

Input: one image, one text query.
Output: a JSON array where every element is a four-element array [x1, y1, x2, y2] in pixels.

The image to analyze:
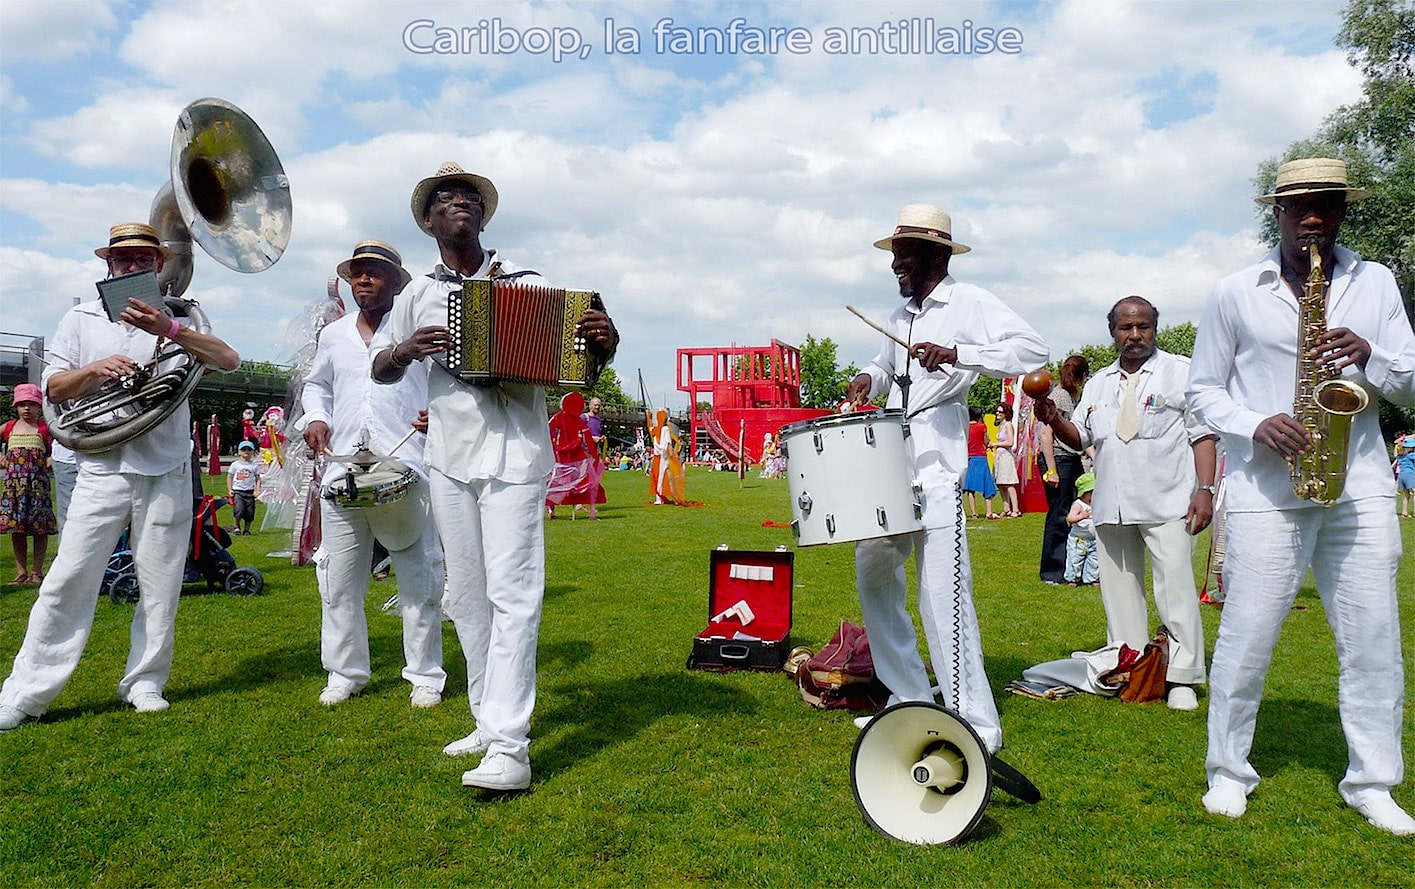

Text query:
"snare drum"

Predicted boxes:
[[321, 460, 428, 551], [323, 463, 417, 508], [781, 410, 921, 546]]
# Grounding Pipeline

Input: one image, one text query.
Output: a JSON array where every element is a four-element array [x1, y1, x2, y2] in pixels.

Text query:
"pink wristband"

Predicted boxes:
[[167, 317, 182, 340]]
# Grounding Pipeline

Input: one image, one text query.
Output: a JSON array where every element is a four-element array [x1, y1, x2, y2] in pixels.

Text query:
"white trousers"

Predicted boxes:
[[1095, 518, 1207, 685], [855, 494, 1002, 752], [1, 465, 192, 715], [314, 478, 446, 693], [432, 469, 546, 762], [1206, 499, 1404, 805]]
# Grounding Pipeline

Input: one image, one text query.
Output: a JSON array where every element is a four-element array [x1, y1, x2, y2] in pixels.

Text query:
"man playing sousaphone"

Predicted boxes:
[[372, 162, 618, 791], [1188, 157, 1415, 835], [0, 223, 241, 731], [298, 241, 446, 710]]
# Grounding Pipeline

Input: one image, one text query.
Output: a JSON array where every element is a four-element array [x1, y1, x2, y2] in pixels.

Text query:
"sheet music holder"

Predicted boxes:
[[95, 270, 167, 323]]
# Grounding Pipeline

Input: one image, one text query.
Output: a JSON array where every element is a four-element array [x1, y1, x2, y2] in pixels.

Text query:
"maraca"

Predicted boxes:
[[1021, 369, 1054, 398]]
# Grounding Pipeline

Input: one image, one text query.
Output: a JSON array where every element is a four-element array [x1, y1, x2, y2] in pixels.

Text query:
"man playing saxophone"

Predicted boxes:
[[1187, 158, 1415, 835]]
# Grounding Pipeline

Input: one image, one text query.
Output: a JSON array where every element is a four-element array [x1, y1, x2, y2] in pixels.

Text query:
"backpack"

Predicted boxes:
[[793, 620, 891, 711]]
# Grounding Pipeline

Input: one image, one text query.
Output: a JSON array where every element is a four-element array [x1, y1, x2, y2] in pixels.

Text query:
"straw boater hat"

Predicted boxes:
[[1255, 157, 1372, 205], [336, 240, 412, 290], [873, 204, 972, 254], [93, 222, 173, 261], [410, 162, 499, 234]]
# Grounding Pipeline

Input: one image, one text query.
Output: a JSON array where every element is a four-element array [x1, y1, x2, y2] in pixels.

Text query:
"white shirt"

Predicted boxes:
[[42, 300, 193, 476], [298, 312, 430, 486], [373, 251, 552, 485], [1073, 349, 1210, 525], [1188, 246, 1415, 512], [860, 277, 1049, 526]]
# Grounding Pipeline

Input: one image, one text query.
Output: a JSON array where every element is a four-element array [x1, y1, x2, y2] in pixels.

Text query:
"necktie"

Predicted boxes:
[[1115, 373, 1139, 442]]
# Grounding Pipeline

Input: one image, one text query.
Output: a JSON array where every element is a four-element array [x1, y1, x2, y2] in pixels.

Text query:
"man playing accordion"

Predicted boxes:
[[372, 162, 618, 791]]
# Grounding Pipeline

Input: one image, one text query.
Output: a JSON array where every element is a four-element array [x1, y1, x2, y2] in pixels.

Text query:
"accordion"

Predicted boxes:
[[439, 277, 606, 388]]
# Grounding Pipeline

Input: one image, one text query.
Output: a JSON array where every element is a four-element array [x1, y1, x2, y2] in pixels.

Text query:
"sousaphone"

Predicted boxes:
[[45, 98, 291, 453]]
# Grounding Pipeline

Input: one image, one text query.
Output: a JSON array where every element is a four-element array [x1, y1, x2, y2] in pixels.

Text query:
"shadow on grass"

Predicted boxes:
[[532, 670, 757, 779], [1250, 697, 1348, 787]]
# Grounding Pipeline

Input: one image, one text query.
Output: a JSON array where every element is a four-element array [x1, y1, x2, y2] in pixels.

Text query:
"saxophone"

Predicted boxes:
[[1290, 241, 1369, 505]]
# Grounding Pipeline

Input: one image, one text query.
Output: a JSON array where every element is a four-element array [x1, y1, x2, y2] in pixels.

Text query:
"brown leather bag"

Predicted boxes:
[[1118, 625, 1171, 704]]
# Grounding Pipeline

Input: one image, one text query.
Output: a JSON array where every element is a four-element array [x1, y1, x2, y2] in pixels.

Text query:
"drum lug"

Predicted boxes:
[[865, 425, 875, 446], [797, 492, 813, 515], [875, 506, 888, 528], [825, 515, 836, 536], [812, 432, 823, 454], [912, 482, 924, 520], [790, 520, 800, 539]]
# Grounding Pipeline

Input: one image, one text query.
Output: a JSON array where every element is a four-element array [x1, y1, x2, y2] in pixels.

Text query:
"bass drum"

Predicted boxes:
[[781, 410, 921, 546]]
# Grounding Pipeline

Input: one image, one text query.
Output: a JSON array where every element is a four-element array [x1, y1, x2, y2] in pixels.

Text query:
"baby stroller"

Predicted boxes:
[[104, 496, 264, 604]]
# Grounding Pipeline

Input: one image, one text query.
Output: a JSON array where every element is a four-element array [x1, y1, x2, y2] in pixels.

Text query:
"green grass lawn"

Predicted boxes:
[[1, 467, 1413, 887]]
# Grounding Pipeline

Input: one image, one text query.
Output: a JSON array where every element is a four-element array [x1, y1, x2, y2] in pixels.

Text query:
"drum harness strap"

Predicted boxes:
[[895, 314, 965, 707]]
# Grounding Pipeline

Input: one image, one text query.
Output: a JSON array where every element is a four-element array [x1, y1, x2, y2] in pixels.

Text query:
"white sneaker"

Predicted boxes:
[[0, 704, 34, 731], [319, 684, 361, 706], [853, 715, 875, 730], [1353, 794, 1415, 836], [444, 729, 491, 757], [410, 686, 442, 709], [462, 752, 531, 791], [1203, 782, 1248, 818], [130, 692, 170, 713], [1167, 686, 1199, 711]]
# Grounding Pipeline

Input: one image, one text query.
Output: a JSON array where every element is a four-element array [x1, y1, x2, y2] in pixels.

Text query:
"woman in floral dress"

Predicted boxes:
[[0, 384, 58, 584]]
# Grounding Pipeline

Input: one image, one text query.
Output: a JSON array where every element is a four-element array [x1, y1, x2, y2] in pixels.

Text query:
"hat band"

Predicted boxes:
[[1275, 180, 1351, 194], [109, 232, 163, 248], [350, 244, 402, 266], [893, 225, 952, 240]]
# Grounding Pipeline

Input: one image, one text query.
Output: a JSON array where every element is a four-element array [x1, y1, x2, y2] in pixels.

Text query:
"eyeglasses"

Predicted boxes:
[[107, 250, 160, 270], [434, 188, 483, 206], [1275, 194, 1346, 218]]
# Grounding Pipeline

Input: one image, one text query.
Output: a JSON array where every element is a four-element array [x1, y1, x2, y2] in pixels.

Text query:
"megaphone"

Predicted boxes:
[[850, 702, 1040, 845]]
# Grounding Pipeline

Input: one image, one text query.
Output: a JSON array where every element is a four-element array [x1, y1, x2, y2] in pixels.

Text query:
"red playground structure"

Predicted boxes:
[[677, 340, 831, 465]]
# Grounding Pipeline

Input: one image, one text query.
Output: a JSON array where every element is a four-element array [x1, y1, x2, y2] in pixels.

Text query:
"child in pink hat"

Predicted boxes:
[[1, 384, 57, 584]]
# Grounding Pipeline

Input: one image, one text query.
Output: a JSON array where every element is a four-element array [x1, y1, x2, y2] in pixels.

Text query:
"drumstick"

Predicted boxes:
[[385, 426, 418, 458], [847, 305, 914, 353]]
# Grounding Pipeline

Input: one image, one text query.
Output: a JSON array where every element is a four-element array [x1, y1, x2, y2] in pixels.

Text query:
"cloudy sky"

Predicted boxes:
[[0, 0, 1361, 408]]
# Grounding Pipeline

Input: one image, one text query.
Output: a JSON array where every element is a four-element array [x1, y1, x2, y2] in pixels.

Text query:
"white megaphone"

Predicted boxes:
[[850, 702, 1040, 845]]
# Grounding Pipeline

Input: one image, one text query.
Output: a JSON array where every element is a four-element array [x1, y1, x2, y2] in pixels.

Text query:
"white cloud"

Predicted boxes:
[[0, 0, 1367, 405], [0, 0, 117, 63]]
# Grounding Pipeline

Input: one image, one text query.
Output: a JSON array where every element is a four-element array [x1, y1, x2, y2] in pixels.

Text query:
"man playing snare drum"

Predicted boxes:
[[299, 241, 446, 710], [845, 204, 1048, 752]]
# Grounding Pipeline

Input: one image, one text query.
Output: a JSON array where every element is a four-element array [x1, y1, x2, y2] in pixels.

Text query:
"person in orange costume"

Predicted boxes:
[[648, 409, 686, 505]]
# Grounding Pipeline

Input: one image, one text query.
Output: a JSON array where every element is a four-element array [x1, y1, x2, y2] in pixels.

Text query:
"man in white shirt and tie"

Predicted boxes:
[[1035, 295, 1217, 711]]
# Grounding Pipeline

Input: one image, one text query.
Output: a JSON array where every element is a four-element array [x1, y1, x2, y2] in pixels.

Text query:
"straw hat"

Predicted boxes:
[[873, 204, 972, 254], [1255, 157, 1371, 205], [94, 222, 172, 261], [336, 240, 412, 290], [410, 162, 499, 234]]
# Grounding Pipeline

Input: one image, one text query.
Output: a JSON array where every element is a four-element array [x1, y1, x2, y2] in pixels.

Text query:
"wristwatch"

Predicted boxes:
[[1196, 484, 1217, 494]]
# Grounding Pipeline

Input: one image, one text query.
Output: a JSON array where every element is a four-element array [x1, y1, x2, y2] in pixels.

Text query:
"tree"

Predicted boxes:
[[1257, 0, 1415, 314], [798, 334, 859, 408], [1256, 0, 1415, 433]]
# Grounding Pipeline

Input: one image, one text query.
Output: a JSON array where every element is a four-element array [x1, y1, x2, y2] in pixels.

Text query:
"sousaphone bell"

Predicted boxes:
[[45, 97, 291, 453]]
